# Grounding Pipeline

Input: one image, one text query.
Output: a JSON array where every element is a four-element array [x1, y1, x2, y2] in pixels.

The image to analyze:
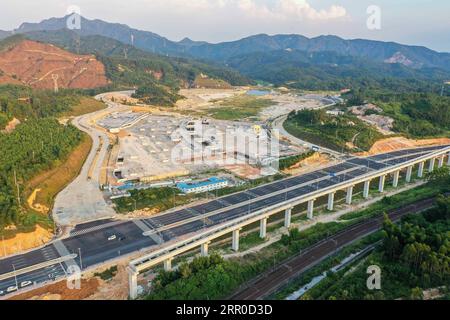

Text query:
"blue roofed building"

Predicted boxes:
[[176, 177, 228, 194]]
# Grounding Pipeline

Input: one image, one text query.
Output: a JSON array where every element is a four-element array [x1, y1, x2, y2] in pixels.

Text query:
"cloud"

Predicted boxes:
[[145, 0, 348, 22]]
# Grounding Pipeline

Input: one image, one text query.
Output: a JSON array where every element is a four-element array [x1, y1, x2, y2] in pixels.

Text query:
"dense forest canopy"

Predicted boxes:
[[0, 118, 82, 230], [0, 85, 83, 128]]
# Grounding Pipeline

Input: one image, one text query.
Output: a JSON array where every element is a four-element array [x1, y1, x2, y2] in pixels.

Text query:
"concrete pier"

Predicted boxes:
[[164, 258, 173, 271], [260, 217, 268, 238], [284, 208, 293, 228], [363, 180, 371, 199], [327, 192, 336, 211], [392, 171, 400, 188], [418, 162, 425, 178], [406, 166, 413, 183], [346, 186, 354, 205], [232, 229, 240, 252], [201, 242, 210, 257], [429, 158, 435, 172], [438, 156, 444, 168], [307, 200, 315, 219], [128, 267, 138, 299], [378, 175, 386, 193]]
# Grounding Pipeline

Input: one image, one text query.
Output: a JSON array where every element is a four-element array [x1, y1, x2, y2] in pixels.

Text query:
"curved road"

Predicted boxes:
[[52, 92, 133, 227], [270, 102, 343, 158]]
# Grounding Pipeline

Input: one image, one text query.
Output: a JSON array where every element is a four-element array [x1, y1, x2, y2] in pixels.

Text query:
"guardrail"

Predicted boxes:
[[0, 254, 77, 282], [130, 146, 450, 271]]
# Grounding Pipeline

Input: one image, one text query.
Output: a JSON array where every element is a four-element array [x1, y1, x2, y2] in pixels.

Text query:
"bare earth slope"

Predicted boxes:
[[0, 39, 109, 89]]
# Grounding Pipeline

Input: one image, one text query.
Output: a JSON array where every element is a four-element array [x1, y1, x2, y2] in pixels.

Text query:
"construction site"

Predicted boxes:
[[97, 112, 301, 190]]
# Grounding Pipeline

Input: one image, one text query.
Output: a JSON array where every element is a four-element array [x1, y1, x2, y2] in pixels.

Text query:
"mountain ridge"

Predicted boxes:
[[1, 15, 449, 72]]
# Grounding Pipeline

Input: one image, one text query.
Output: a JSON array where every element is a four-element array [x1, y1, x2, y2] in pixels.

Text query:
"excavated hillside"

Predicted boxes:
[[0, 39, 109, 89]]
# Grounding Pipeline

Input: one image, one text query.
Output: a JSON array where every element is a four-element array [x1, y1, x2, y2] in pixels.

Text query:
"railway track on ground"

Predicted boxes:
[[229, 194, 446, 300]]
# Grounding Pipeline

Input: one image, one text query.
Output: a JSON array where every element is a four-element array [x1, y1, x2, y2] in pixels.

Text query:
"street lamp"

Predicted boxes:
[[12, 264, 18, 289], [78, 248, 83, 270]]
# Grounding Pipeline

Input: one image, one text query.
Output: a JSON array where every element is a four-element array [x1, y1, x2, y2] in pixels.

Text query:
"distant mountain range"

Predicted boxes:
[[1, 15, 449, 93], [1, 15, 449, 71]]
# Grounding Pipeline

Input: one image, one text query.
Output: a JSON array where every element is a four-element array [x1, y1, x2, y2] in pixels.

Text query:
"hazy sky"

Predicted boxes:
[[1, 0, 449, 52]]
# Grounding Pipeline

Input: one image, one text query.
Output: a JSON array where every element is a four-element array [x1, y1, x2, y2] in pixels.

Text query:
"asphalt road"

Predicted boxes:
[[229, 196, 442, 300], [0, 145, 448, 297], [52, 92, 132, 226]]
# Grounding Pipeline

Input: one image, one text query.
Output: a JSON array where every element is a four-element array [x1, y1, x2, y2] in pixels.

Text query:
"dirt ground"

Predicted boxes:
[[0, 40, 109, 89], [224, 164, 266, 180], [84, 264, 129, 300], [0, 225, 53, 258], [282, 153, 332, 175], [357, 137, 450, 156], [1, 117, 20, 133], [8, 263, 130, 300], [8, 277, 101, 300], [176, 88, 247, 112]]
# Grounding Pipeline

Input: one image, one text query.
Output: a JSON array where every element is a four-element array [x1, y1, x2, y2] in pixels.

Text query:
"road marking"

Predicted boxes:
[[70, 220, 125, 237], [133, 220, 164, 244], [0, 254, 77, 281], [52, 241, 79, 270]]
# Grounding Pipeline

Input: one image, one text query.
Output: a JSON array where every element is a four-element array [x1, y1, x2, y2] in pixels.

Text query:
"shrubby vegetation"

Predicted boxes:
[[278, 151, 316, 171], [147, 253, 245, 300], [309, 197, 450, 300], [342, 90, 450, 138]]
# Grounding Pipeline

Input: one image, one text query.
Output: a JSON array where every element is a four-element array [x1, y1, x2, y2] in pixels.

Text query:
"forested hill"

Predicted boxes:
[[5, 15, 449, 73], [225, 49, 450, 92], [9, 30, 250, 106]]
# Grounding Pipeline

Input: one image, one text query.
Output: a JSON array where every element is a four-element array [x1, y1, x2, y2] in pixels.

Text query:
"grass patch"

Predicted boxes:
[[94, 266, 118, 281], [206, 95, 275, 120], [61, 97, 106, 117], [113, 187, 204, 213]]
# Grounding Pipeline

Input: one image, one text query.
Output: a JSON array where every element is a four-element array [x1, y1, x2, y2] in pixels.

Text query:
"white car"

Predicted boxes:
[[6, 286, 18, 293], [20, 281, 32, 288], [107, 235, 117, 241]]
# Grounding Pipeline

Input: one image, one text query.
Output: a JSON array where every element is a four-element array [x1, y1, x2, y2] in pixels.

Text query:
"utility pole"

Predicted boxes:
[[13, 169, 21, 206]]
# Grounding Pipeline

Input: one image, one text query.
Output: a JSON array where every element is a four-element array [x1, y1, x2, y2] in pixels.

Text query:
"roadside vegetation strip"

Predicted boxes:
[[273, 231, 383, 300], [304, 198, 450, 300], [113, 174, 286, 214], [278, 151, 316, 171]]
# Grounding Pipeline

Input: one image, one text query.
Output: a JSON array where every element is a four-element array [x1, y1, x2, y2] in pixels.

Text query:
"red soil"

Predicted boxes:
[[0, 39, 109, 89]]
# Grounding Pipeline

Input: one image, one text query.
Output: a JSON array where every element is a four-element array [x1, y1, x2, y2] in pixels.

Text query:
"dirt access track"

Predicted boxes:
[[0, 39, 109, 89]]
